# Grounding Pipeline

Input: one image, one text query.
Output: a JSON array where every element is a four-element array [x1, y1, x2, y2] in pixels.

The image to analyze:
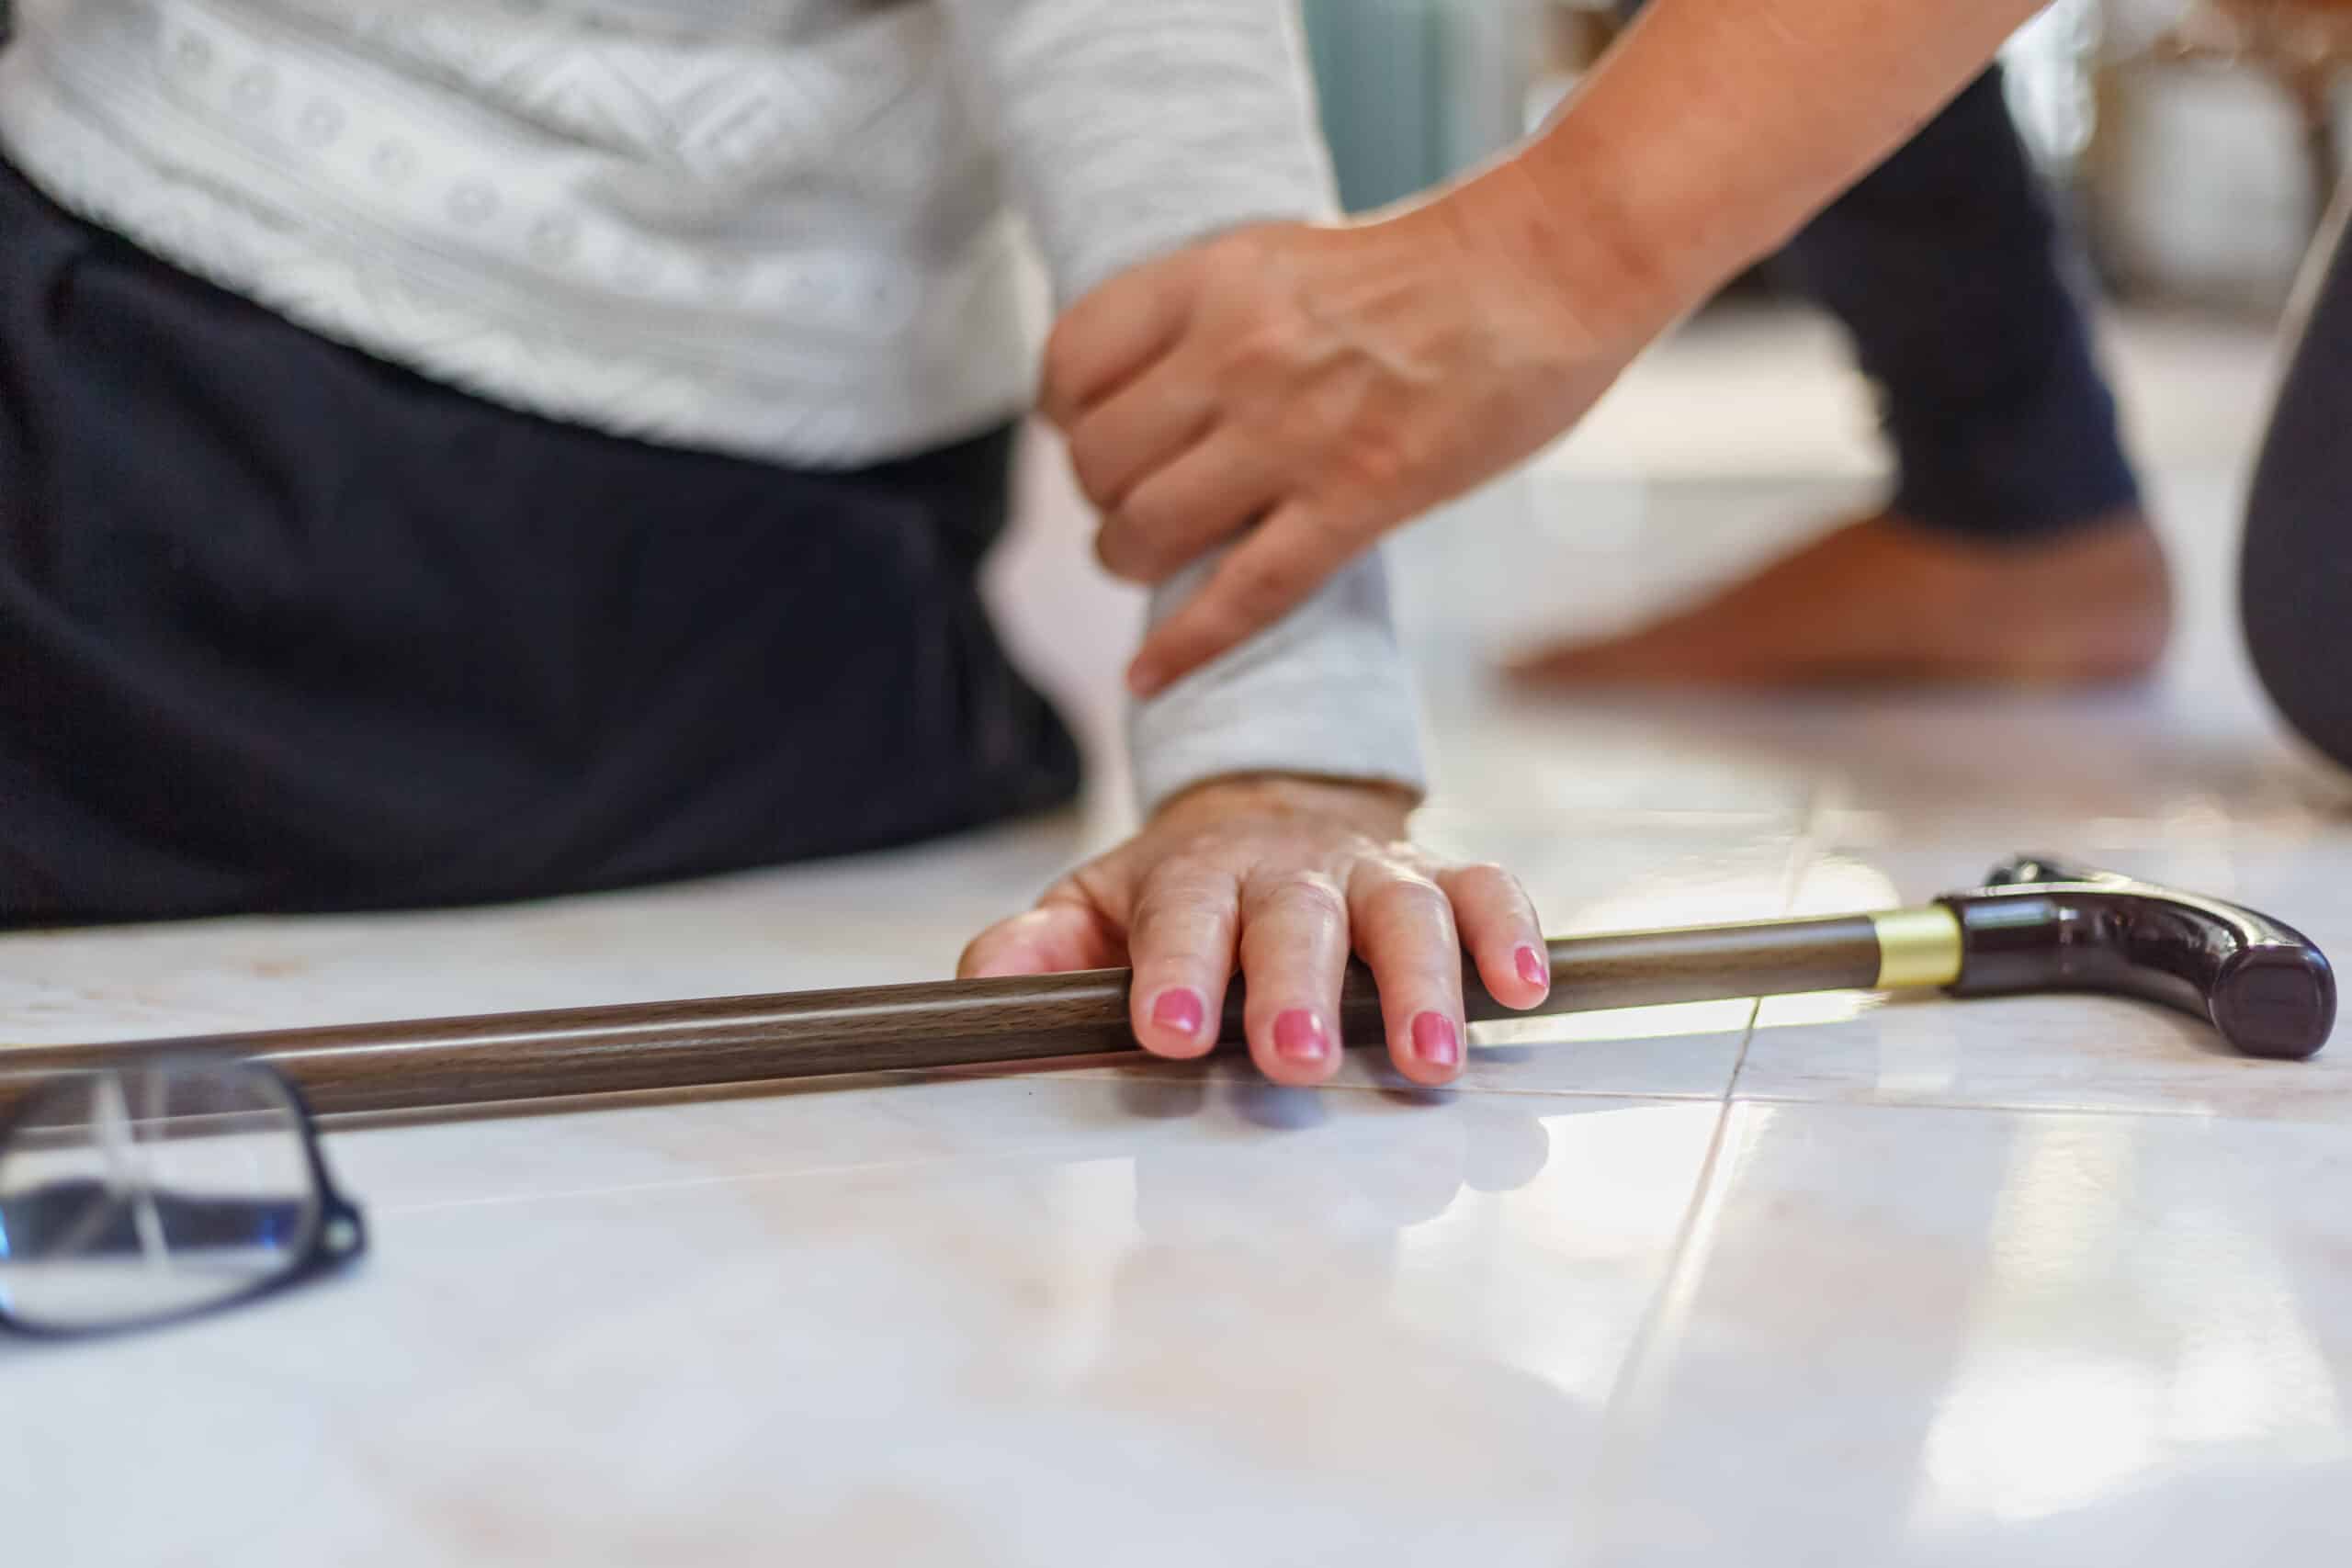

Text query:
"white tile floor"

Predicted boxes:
[[6, 305, 2350, 1565]]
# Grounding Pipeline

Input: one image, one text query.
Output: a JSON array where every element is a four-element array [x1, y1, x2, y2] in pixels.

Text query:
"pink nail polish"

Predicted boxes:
[[1151, 987, 1205, 1039], [1516, 945, 1549, 990], [1413, 1012, 1461, 1067], [1273, 1009, 1329, 1062]]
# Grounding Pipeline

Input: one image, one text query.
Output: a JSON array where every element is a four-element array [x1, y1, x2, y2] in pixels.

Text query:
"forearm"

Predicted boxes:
[[1497, 0, 2046, 344], [938, 1, 1427, 804], [936, 0, 1336, 300]]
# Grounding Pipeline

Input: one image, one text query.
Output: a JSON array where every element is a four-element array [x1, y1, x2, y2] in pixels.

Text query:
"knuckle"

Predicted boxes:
[[1223, 305, 1317, 383], [1457, 862, 1520, 898], [1363, 874, 1453, 931], [1230, 319, 1299, 376], [1204, 225, 1275, 274], [1261, 870, 1348, 925], [1130, 878, 1227, 937], [1337, 422, 1421, 495]]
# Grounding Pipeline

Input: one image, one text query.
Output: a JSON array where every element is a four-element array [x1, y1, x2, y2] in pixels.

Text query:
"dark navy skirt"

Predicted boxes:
[[0, 160, 1079, 926]]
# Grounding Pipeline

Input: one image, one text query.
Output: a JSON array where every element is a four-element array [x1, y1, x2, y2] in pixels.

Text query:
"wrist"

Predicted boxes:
[[1494, 131, 1716, 349], [1498, 25, 1827, 352], [1401, 144, 1704, 403], [1150, 772, 1417, 836]]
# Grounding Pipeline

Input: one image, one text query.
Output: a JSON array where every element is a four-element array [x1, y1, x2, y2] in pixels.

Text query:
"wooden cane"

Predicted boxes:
[[0, 858, 2330, 1118]]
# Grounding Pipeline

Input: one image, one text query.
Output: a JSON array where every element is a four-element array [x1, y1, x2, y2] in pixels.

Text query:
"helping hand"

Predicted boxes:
[[958, 775, 1551, 1088], [1045, 167, 1647, 695]]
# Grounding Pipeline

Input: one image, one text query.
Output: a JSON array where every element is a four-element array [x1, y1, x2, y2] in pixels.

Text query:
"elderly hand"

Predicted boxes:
[[1044, 166, 1665, 694], [958, 774, 1550, 1088]]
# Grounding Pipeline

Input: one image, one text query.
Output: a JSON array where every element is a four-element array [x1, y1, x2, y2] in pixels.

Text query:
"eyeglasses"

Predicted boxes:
[[0, 1056, 366, 1337]]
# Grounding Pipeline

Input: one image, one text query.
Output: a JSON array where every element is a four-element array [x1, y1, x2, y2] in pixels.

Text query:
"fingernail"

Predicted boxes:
[[1273, 1009, 1329, 1063], [1150, 987, 1206, 1039], [1516, 944, 1549, 990], [1412, 1011, 1461, 1068]]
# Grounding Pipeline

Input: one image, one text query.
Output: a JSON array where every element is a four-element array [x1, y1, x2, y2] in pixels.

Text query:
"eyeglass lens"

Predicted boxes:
[[0, 1061, 323, 1333]]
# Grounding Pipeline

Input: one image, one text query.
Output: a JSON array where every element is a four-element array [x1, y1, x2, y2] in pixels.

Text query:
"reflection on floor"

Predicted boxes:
[[6, 305, 2347, 1566]]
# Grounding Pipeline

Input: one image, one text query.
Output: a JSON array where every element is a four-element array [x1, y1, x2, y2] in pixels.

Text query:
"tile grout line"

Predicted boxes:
[[1727, 1091, 2304, 1124], [1717, 778, 1830, 1107], [1564, 802, 1830, 1493], [1572, 1088, 1751, 1499]]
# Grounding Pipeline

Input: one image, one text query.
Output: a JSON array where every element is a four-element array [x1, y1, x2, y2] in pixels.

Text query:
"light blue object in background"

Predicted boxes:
[[1300, 0, 1537, 212]]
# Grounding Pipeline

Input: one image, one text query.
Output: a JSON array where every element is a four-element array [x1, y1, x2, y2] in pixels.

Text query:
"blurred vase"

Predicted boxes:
[[2088, 0, 2352, 310]]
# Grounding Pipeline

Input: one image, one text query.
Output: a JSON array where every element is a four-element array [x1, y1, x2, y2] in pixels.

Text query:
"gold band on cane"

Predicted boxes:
[[1870, 906, 1964, 989]]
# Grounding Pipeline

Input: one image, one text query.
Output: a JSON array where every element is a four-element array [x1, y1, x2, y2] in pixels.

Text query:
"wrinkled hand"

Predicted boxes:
[[1045, 169, 1648, 694], [959, 775, 1551, 1088]]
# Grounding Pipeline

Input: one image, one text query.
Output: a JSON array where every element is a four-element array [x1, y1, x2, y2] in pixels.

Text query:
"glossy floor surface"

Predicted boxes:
[[6, 307, 2349, 1565]]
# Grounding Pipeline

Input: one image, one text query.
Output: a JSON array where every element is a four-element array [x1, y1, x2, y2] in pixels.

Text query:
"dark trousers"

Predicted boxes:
[[1781, 65, 2142, 535], [1767, 44, 2352, 769], [1617, 0, 2143, 536], [2245, 197, 2352, 771], [0, 161, 1080, 926]]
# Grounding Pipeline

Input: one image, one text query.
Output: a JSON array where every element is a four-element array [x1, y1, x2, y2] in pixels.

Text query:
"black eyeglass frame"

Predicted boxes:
[[0, 1055, 368, 1339]]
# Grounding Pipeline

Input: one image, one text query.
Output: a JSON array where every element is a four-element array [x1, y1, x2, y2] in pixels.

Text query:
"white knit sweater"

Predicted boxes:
[[0, 0, 1427, 813]]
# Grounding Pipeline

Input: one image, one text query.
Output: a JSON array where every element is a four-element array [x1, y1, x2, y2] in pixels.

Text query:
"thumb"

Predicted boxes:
[[957, 898, 1126, 979]]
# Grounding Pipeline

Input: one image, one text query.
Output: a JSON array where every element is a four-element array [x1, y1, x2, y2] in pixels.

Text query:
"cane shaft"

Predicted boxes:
[[0, 915, 1906, 1117]]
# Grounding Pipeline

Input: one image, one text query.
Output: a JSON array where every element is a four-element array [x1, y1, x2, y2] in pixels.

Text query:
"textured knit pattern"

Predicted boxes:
[[0, 0, 1344, 464], [0, 0, 1427, 812]]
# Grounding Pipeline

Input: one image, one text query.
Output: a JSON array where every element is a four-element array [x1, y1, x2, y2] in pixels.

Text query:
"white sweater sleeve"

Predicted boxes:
[[938, 0, 1429, 813]]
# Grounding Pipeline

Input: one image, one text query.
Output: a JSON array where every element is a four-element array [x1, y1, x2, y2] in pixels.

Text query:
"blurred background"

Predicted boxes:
[[1003, 0, 2352, 829], [1301, 0, 2349, 312]]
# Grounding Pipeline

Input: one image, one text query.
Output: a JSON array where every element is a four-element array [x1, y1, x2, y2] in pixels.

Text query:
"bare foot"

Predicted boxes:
[[1506, 509, 2173, 689]]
